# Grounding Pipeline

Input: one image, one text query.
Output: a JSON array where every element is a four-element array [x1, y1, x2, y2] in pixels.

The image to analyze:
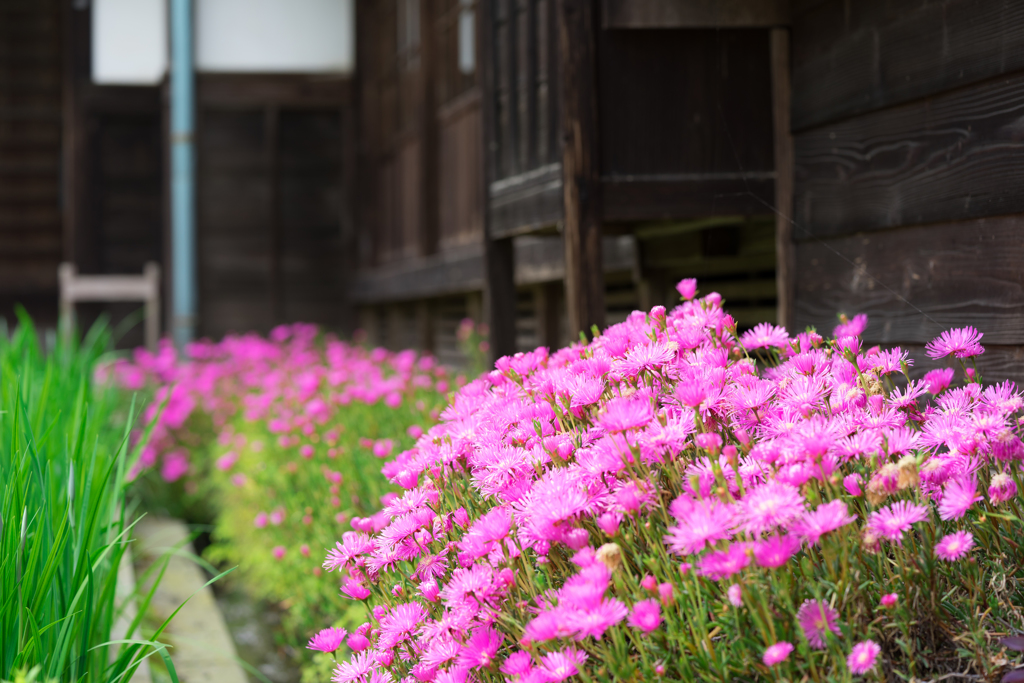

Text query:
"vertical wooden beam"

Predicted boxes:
[[771, 27, 795, 331], [481, 0, 518, 360], [534, 281, 561, 349], [421, 0, 440, 256], [415, 299, 434, 352], [557, 0, 604, 339], [266, 107, 283, 324]]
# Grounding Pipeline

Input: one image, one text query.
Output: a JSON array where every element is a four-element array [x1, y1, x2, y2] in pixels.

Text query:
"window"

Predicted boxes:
[[196, 0, 355, 74], [91, 0, 167, 85], [458, 0, 475, 75]]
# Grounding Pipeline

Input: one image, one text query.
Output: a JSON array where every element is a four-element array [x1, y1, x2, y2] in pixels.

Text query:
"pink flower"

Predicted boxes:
[[796, 599, 841, 649], [727, 584, 742, 607], [254, 512, 268, 528], [741, 323, 790, 350], [272, 546, 286, 560], [658, 582, 675, 605], [373, 439, 394, 458], [844, 473, 863, 497], [332, 652, 374, 682], [215, 451, 238, 471], [307, 627, 347, 653], [500, 651, 533, 676], [938, 476, 982, 520], [346, 632, 369, 652], [300, 444, 315, 459], [664, 496, 735, 555], [834, 313, 868, 338], [753, 535, 801, 568], [934, 530, 974, 561], [640, 574, 657, 592], [866, 501, 929, 543], [697, 543, 750, 581], [738, 481, 805, 535], [926, 326, 985, 359], [762, 641, 794, 666], [989, 473, 1018, 504], [880, 593, 898, 608], [847, 640, 881, 675], [597, 513, 620, 536], [341, 576, 371, 600], [923, 368, 954, 394], [161, 451, 189, 482], [457, 625, 504, 670], [538, 648, 588, 682], [790, 500, 857, 546], [676, 278, 697, 300], [599, 395, 654, 433], [300, 544, 310, 557], [627, 599, 662, 633], [377, 602, 427, 649]]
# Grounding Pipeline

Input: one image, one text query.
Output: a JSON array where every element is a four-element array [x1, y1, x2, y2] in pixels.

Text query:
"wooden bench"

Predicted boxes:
[[58, 262, 162, 351]]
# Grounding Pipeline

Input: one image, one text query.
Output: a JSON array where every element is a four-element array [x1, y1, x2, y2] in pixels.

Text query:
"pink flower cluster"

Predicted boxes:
[[311, 288, 1017, 680], [104, 324, 451, 483]]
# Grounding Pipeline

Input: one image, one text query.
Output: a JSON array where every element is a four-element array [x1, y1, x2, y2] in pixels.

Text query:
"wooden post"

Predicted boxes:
[[558, 0, 604, 340], [771, 27, 795, 331], [420, 0, 440, 257], [534, 281, 562, 349], [415, 299, 434, 353], [266, 107, 283, 324], [144, 262, 162, 351], [480, 0, 518, 361]]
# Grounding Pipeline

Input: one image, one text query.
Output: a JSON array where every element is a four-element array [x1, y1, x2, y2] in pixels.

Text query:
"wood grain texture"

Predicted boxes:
[[0, 0, 63, 326], [602, 175, 775, 223], [792, 0, 1024, 130], [351, 245, 487, 304], [772, 28, 795, 330], [558, 0, 605, 336], [793, 216, 1024, 346], [602, 0, 790, 28], [597, 29, 775, 179], [900, 344, 1024, 385], [488, 163, 563, 237], [438, 93, 485, 249], [795, 72, 1024, 239], [481, 0, 519, 358]]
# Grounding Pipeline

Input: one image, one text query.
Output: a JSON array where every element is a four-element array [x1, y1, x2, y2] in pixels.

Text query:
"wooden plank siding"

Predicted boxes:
[[791, 0, 1024, 385], [196, 76, 352, 339], [792, 0, 1024, 131], [795, 72, 1024, 239], [0, 0, 63, 325], [486, 0, 562, 239]]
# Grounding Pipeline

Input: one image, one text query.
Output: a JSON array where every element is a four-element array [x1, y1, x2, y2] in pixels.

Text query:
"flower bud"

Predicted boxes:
[[989, 473, 1018, 504], [596, 543, 623, 573]]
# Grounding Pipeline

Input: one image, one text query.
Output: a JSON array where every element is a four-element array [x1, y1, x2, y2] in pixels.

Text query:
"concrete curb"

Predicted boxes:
[[133, 517, 249, 683]]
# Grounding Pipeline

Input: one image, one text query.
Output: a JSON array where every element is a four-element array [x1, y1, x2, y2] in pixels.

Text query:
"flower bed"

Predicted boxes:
[[315, 280, 1024, 682], [107, 324, 453, 676]]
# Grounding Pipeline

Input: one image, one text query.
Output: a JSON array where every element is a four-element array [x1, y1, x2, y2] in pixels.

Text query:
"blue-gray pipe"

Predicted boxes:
[[170, 0, 196, 348]]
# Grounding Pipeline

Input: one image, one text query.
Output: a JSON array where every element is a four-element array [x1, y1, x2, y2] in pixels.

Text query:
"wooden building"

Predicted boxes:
[[353, 0, 787, 364], [3, 0, 1024, 379]]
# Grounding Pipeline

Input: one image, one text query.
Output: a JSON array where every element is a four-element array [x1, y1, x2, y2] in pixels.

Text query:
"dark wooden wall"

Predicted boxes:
[[0, 0, 63, 328], [791, 0, 1024, 381], [196, 76, 353, 339]]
